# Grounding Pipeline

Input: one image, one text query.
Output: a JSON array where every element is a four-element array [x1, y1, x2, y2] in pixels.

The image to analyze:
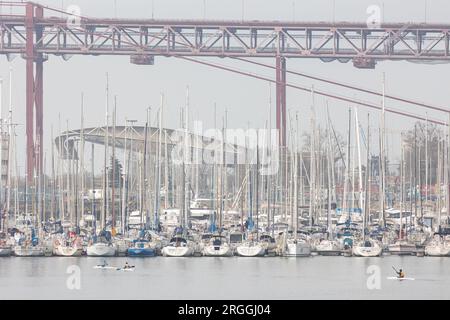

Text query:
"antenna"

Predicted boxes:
[[332, 0, 336, 23], [424, 0, 428, 23], [152, 0, 154, 19], [203, 0, 206, 19]]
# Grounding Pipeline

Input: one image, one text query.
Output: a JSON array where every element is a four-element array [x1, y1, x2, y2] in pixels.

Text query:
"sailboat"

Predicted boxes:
[[0, 236, 13, 256], [316, 116, 342, 256], [87, 240, 117, 257], [53, 233, 83, 256], [236, 239, 265, 257], [425, 234, 450, 256], [203, 120, 233, 257], [236, 230, 265, 257], [283, 109, 311, 258], [425, 132, 450, 256], [87, 230, 117, 257], [127, 239, 156, 257], [284, 232, 312, 257], [13, 227, 45, 257], [352, 112, 382, 257], [236, 137, 265, 257], [161, 232, 194, 257], [388, 135, 416, 256], [162, 94, 195, 258], [353, 238, 382, 257], [203, 234, 233, 257]]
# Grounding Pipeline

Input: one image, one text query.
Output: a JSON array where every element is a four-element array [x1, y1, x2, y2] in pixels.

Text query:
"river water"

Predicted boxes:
[[0, 256, 448, 299]]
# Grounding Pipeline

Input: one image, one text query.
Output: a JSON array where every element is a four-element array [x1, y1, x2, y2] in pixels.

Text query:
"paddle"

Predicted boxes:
[[392, 266, 399, 274]]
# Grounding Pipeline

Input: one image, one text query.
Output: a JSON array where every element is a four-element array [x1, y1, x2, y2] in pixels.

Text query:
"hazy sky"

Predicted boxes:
[[0, 0, 449, 173]]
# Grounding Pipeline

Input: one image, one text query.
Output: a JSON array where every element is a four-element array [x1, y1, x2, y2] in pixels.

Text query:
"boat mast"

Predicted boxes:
[[294, 113, 299, 237], [326, 109, 333, 239], [400, 134, 404, 240], [363, 114, 371, 237], [267, 87, 272, 234], [79, 93, 85, 230], [153, 94, 163, 230], [50, 126, 55, 222], [141, 121, 148, 230], [7, 67, 13, 227], [102, 73, 110, 231], [437, 134, 441, 230], [309, 87, 316, 227], [355, 108, 364, 216], [219, 118, 225, 232], [91, 143, 96, 233], [65, 121, 71, 225], [256, 132, 260, 240], [184, 86, 190, 230], [57, 115, 63, 222], [121, 122, 128, 234], [379, 73, 386, 228], [111, 97, 117, 232], [343, 108, 351, 222]]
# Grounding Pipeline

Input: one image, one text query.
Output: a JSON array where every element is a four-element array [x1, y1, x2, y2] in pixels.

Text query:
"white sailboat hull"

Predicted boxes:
[[284, 242, 311, 257], [236, 243, 266, 257], [86, 243, 117, 257], [162, 246, 194, 257], [425, 242, 450, 256], [0, 247, 12, 256], [315, 240, 342, 256], [388, 241, 416, 255], [13, 246, 45, 257], [115, 241, 129, 257], [353, 243, 382, 257], [203, 245, 233, 257], [53, 245, 83, 257]]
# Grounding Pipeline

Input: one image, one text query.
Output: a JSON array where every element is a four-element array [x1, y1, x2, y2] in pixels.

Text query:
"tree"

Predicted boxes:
[[403, 121, 443, 186], [108, 157, 124, 188]]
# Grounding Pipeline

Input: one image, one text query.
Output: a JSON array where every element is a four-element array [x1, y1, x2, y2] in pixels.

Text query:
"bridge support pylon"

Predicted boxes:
[[25, 2, 45, 184]]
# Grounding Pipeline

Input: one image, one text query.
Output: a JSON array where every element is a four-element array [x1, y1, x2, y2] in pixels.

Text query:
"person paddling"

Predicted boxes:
[[392, 266, 405, 279]]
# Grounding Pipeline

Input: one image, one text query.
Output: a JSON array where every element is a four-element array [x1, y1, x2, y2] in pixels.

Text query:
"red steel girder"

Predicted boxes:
[[24, 2, 45, 184], [1, 9, 450, 61]]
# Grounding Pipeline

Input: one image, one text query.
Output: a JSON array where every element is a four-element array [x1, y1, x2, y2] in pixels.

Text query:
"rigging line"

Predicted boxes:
[[64, 23, 447, 117], [233, 57, 450, 114], [175, 55, 447, 126]]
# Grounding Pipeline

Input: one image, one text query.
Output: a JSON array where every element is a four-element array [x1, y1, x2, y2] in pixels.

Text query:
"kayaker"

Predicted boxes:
[[397, 269, 405, 278], [124, 261, 130, 269]]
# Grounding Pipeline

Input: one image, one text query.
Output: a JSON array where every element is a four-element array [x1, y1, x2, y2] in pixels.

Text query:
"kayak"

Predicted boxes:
[[387, 277, 415, 281], [94, 265, 117, 270], [116, 266, 135, 272]]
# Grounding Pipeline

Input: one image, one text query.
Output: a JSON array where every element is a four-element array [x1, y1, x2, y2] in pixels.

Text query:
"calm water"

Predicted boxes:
[[0, 256, 448, 299]]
